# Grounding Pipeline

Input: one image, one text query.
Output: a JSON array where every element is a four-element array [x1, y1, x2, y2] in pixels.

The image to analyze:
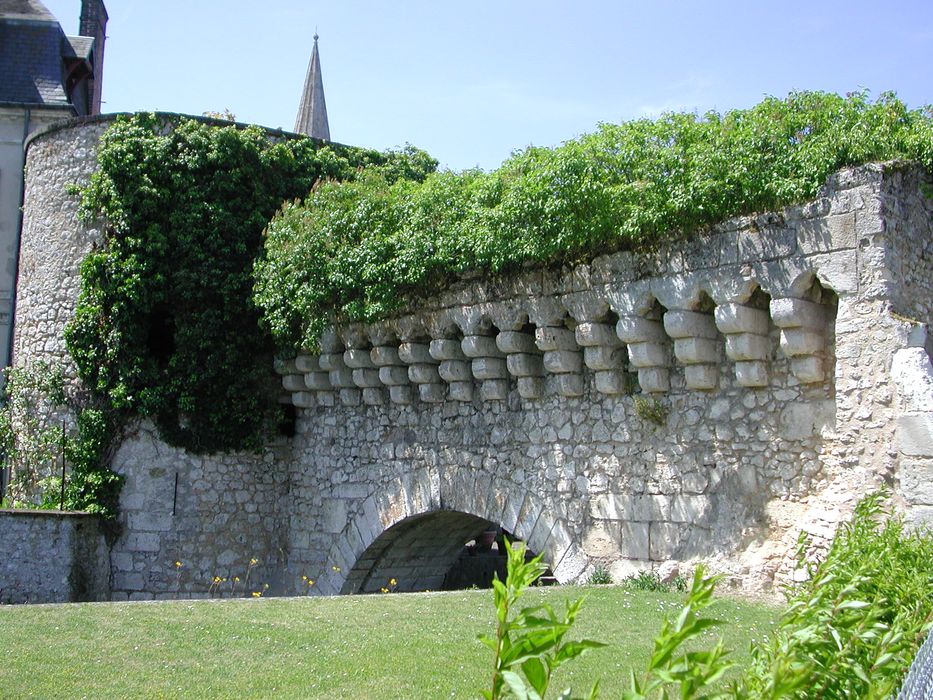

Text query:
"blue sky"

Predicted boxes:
[[45, 0, 933, 171]]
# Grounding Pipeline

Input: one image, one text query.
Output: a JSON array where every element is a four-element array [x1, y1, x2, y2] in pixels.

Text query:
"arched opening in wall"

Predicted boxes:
[[341, 510, 554, 594]]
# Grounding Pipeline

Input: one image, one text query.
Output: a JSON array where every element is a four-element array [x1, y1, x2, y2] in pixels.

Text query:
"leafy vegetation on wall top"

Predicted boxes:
[[254, 90, 933, 353], [67, 113, 436, 454]]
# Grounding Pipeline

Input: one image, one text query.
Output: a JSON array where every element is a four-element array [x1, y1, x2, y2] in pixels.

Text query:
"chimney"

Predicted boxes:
[[79, 0, 108, 115]]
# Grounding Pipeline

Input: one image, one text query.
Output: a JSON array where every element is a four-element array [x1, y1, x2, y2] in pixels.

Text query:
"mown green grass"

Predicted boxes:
[[0, 586, 778, 699]]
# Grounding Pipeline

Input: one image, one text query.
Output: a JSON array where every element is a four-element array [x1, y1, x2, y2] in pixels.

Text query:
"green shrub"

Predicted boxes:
[[0, 362, 123, 518], [255, 91, 933, 353], [633, 396, 668, 427], [738, 491, 933, 698], [621, 491, 933, 698], [587, 566, 613, 585], [0, 362, 67, 507]]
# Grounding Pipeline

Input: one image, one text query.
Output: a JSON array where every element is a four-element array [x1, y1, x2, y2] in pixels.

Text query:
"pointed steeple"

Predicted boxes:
[[294, 33, 330, 141]]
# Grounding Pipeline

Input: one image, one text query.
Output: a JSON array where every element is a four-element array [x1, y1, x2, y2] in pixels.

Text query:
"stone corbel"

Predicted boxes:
[[371, 342, 414, 405], [575, 321, 629, 395], [535, 325, 584, 398], [293, 354, 333, 408], [770, 297, 828, 383], [663, 310, 721, 391], [714, 303, 771, 387], [615, 314, 670, 393], [320, 330, 360, 406]]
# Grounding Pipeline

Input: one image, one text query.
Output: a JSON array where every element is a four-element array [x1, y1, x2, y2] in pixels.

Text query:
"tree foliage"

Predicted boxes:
[[254, 91, 933, 352]]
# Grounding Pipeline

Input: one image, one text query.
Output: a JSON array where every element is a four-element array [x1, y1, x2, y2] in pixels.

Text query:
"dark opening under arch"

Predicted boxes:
[[340, 509, 553, 594]]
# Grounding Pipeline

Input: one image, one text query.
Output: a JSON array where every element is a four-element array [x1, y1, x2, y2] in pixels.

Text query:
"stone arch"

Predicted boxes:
[[317, 467, 587, 595]]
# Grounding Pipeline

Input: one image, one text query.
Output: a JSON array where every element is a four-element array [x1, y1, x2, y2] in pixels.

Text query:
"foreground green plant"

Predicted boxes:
[[738, 491, 933, 698], [481, 540, 604, 699], [255, 90, 933, 352], [624, 567, 733, 699], [621, 491, 933, 699]]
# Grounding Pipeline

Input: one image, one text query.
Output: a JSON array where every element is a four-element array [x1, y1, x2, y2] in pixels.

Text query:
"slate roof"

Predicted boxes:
[[0, 0, 56, 22], [0, 0, 85, 107]]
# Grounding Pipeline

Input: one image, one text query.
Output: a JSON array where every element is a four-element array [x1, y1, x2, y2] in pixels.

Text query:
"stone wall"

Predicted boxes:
[[13, 116, 933, 600], [0, 510, 110, 603], [277, 162, 933, 596], [107, 423, 291, 600]]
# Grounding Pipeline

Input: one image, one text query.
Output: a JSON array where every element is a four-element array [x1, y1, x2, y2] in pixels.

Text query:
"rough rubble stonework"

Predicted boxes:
[[0, 510, 110, 603], [6, 116, 933, 602]]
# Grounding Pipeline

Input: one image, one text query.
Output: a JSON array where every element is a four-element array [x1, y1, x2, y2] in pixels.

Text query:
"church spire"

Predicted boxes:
[[294, 32, 330, 141]]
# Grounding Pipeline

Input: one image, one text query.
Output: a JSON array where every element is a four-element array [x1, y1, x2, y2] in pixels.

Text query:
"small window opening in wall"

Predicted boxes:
[[146, 303, 175, 366], [277, 403, 296, 438]]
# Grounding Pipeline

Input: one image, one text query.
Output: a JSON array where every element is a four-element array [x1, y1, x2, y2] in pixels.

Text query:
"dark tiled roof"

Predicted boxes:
[[0, 0, 56, 22], [0, 19, 70, 105]]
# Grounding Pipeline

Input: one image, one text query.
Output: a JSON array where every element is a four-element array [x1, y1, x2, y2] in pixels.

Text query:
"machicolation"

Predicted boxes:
[[3, 114, 932, 602]]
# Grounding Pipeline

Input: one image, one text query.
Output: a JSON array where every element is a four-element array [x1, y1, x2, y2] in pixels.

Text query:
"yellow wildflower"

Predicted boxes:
[[175, 561, 183, 568], [332, 565, 341, 572], [380, 587, 388, 594], [389, 578, 397, 586], [251, 591, 261, 598], [250, 558, 259, 566], [233, 577, 240, 583]]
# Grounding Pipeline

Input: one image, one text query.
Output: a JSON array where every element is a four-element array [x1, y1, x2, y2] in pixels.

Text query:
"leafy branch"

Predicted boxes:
[[480, 539, 604, 700]]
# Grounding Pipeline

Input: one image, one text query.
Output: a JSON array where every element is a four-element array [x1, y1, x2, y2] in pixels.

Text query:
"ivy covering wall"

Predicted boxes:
[[67, 113, 436, 456], [253, 91, 933, 353]]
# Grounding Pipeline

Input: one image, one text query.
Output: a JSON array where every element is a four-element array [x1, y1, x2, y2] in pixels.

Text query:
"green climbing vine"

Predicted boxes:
[[67, 112, 436, 457], [254, 90, 933, 353]]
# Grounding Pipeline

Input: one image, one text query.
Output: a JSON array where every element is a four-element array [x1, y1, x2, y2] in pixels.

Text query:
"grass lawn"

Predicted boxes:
[[0, 586, 779, 699]]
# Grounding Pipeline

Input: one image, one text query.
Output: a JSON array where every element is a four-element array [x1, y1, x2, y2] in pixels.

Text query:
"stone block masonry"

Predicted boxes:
[[11, 115, 933, 601], [0, 510, 110, 603]]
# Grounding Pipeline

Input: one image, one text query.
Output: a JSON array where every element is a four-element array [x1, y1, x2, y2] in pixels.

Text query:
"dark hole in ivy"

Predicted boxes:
[[146, 303, 176, 367]]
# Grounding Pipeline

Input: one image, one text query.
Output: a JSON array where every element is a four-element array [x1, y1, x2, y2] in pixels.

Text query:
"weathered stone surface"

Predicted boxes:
[[496, 331, 537, 354], [628, 342, 668, 368], [462, 335, 503, 358], [714, 303, 769, 335], [535, 326, 578, 351], [506, 353, 544, 377], [898, 414, 933, 457], [0, 511, 110, 603], [617, 316, 667, 344], [398, 342, 434, 365], [543, 350, 583, 374]]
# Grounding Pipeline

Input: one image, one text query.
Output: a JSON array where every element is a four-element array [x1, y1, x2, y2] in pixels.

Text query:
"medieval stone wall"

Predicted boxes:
[[0, 510, 110, 603], [10, 117, 933, 602]]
